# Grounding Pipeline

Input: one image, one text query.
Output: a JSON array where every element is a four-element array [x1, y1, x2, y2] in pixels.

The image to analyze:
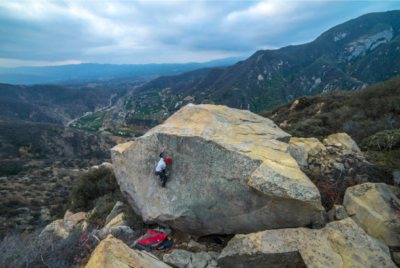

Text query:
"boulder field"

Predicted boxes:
[[85, 235, 171, 268], [217, 218, 395, 268], [111, 104, 324, 236]]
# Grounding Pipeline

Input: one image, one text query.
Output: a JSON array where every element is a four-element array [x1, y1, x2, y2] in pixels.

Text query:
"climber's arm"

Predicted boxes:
[[159, 148, 165, 158]]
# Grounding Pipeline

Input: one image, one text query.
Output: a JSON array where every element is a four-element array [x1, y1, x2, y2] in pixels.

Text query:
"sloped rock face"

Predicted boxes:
[[85, 235, 171, 268], [343, 183, 400, 247], [217, 218, 396, 268], [112, 104, 323, 236]]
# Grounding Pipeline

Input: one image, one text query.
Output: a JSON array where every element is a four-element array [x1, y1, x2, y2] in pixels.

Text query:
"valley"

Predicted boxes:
[[0, 8, 400, 268]]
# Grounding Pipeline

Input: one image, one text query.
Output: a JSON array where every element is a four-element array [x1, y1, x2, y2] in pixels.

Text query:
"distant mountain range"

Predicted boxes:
[[133, 10, 400, 114], [0, 57, 247, 85]]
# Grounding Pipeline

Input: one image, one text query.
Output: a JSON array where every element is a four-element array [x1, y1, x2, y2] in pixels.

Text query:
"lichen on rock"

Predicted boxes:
[[112, 104, 324, 236]]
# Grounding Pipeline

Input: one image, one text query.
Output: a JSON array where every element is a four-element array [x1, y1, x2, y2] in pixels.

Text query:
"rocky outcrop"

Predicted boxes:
[[289, 137, 326, 167], [112, 104, 324, 236], [289, 133, 382, 186], [85, 235, 171, 268], [217, 218, 396, 268], [99, 213, 126, 239], [163, 249, 219, 268], [343, 183, 400, 247], [323, 133, 362, 153], [105, 201, 125, 224], [40, 211, 86, 239]]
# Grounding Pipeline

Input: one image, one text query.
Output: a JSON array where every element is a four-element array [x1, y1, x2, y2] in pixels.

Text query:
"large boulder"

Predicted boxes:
[[85, 235, 171, 268], [323, 133, 362, 153], [217, 218, 396, 268], [343, 183, 400, 247], [112, 104, 324, 236], [40, 211, 87, 239]]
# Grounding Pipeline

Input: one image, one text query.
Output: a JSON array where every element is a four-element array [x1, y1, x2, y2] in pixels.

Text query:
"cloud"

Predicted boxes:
[[0, 1, 399, 67]]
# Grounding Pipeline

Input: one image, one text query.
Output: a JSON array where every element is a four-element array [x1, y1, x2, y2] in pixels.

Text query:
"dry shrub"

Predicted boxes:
[[310, 172, 357, 210], [0, 229, 82, 268]]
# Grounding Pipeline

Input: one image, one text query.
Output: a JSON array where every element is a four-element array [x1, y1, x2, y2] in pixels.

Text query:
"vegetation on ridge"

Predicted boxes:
[[261, 75, 400, 172]]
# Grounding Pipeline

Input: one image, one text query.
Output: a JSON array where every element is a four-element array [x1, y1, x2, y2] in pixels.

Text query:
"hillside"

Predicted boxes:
[[133, 10, 400, 115], [0, 121, 118, 236], [0, 83, 111, 124], [261, 75, 400, 172]]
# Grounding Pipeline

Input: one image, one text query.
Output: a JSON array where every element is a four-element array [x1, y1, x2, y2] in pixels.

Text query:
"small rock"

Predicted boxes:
[[327, 205, 348, 222], [328, 147, 335, 154], [334, 143, 343, 149], [393, 252, 400, 265], [333, 163, 345, 173], [344, 162, 350, 169], [188, 240, 207, 252], [191, 252, 211, 267], [308, 149, 318, 157], [343, 149, 352, 155], [308, 158, 315, 164], [393, 171, 400, 187], [336, 155, 345, 163], [164, 250, 218, 268], [321, 164, 326, 172]]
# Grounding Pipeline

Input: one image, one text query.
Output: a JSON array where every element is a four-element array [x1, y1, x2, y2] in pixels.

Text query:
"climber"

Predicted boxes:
[[155, 148, 170, 188]]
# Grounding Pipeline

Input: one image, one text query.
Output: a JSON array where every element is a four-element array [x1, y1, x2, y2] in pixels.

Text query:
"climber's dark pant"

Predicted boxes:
[[156, 171, 168, 187]]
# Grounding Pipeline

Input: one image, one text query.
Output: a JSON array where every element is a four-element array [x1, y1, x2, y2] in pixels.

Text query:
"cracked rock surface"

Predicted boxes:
[[112, 104, 323, 236], [217, 218, 396, 268]]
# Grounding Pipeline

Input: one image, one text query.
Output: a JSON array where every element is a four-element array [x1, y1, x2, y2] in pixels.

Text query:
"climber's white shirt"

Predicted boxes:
[[155, 158, 166, 172]]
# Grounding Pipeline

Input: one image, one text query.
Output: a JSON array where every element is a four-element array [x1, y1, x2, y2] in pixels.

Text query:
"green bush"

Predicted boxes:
[[360, 129, 400, 151], [85, 195, 117, 224], [296, 96, 312, 110], [69, 167, 117, 213], [122, 205, 145, 231], [5, 167, 21, 176], [86, 210, 102, 224]]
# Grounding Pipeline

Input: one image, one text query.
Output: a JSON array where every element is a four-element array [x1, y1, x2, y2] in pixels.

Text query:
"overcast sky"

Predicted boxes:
[[0, 1, 399, 67]]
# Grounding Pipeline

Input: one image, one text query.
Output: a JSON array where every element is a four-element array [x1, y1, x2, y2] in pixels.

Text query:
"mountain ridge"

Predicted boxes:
[[132, 10, 400, 115]]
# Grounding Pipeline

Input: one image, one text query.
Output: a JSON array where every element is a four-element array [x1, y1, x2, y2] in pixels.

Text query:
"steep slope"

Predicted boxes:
[[135, 10, 400, 114], [0, 83, 111, 124], [261, 75, 400, 173]]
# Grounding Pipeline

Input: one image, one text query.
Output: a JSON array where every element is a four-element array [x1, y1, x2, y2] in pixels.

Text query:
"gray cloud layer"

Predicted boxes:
[[0, 1, 399, 67]]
